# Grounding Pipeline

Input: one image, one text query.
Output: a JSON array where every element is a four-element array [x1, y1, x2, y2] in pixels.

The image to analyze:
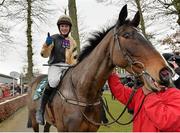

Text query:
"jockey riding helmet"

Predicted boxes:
[[57, 15, 72, 27]]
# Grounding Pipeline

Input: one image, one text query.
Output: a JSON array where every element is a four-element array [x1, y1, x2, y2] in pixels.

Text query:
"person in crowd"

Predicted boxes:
[[163, 52, 180, 89], [36, 15, 78, 125], [15, 85, 21, 94], [108, 72, 180, 132], [0, 85, 3, 99]]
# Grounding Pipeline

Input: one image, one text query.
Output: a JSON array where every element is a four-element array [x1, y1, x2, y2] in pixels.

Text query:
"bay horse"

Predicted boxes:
[[27, 5, 172, 132]]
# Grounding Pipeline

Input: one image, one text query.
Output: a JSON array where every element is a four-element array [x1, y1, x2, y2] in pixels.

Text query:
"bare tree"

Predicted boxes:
[[134, 0, 149, 39], [95, 0, 150, 39], [0, 0, 5, 5], [146, 0, 180, 51], [159, 30, 180, 53], [0, 1, 14, 61], [0, 0, 54, 81], [68, 0, 80, 53], [154, 0, 180, 25]]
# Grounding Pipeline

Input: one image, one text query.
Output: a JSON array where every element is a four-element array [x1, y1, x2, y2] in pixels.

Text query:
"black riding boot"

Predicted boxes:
[[36, 85, 53, 125]]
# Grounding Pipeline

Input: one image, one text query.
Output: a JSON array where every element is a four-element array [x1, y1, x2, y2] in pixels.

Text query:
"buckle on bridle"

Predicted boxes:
[[130, 61, 145, 77]]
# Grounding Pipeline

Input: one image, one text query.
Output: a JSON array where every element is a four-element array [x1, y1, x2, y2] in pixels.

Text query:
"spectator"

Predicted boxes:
[[15, 85, 21, 94], [172, 61, 180, 89], [163, 53, 180, 89], [108, 72, 180, 132], [2, 85, 10, 97], [0, 86, 3, 99]]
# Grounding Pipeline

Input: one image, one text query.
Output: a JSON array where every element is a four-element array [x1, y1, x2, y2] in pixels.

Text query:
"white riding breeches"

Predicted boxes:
[[48, 63, 68, 88]]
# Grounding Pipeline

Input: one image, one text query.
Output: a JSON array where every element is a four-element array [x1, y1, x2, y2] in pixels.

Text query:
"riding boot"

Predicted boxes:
[[36, 85, 53, 125]]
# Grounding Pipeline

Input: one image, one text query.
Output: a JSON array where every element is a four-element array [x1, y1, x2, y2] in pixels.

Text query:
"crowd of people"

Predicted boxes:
[[0, 83, 28, 99], [162, 52, 180, 89]]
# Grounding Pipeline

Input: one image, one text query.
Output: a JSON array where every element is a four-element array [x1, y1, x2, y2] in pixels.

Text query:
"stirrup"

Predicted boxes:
[[36, 110, 45, 125]]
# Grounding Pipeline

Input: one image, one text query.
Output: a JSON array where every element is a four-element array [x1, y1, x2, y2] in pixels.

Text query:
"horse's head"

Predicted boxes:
[[110, 5, 174, 91]]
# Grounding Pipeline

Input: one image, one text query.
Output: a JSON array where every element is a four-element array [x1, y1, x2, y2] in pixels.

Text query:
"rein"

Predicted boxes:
[[104, 87, 147, 126], [63, 69, 141, 126], [57, 69, 146, 126], [57, 69, 101, 107], [57, 90, 101, 107]]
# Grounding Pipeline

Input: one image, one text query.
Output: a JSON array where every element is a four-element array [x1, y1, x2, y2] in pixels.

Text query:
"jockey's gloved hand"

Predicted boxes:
[[45, 32, 53, 45]]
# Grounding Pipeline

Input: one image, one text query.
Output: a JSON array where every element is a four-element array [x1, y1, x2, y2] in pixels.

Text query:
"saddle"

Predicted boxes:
[[33, 68, 69, 101]]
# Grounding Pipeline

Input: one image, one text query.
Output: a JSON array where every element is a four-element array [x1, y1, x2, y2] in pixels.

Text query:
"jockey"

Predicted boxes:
[[36, 15, 78, 125], [108, 72, 180, 132]]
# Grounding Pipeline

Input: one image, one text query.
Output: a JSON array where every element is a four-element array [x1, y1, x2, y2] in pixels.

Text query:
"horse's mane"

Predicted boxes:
[[77, 20, 130, 62], [77, 26, 114, 62]]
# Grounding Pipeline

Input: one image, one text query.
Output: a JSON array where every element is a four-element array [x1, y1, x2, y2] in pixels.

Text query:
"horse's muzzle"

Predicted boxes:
[[159, 67, 174, 87]]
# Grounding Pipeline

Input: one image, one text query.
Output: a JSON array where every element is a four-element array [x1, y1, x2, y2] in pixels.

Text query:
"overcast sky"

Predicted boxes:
[[0, 0, 176, 76]]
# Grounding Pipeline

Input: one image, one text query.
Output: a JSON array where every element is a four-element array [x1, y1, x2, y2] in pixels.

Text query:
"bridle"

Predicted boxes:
[[113, 26, 162, 91], [113, 26, 145, 76]]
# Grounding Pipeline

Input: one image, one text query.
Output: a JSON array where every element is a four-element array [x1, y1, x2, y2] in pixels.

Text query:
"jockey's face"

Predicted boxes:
[[59, 24, 70, 37]]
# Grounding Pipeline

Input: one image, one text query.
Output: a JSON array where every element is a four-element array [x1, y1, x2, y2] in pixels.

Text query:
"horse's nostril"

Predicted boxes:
[[159, 67, 172, 86], [160, 70, 169, 77]]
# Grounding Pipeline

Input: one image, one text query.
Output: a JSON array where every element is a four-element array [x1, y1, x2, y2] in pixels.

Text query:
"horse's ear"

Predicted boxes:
[[131, 11, 140, 27], [116, 4, 128, 27]]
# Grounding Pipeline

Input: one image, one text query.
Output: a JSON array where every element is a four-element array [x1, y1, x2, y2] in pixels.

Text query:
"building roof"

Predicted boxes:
[[0, 73, 17, 80]]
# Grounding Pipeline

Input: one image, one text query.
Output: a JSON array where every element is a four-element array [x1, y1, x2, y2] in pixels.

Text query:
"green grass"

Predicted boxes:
[[98, 92, 132, 132]]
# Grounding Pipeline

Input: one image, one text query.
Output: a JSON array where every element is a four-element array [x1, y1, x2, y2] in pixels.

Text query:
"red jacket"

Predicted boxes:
[[108, 73, 180, 132]]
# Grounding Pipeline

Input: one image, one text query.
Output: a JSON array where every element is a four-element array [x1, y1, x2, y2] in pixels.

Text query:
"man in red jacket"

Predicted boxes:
[[108, 73, 180, 132]]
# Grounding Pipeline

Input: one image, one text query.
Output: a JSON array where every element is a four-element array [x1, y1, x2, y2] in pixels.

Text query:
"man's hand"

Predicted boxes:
[[172, 61, 178, 69], [45, 32, 53, 45]]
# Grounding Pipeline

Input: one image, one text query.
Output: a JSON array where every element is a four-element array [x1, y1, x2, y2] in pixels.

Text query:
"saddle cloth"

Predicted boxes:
[[33, 76, 48, 100], [33, 66, 71, 101]]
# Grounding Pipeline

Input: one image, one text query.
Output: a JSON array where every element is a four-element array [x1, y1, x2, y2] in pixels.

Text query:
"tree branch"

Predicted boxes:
[[0, 0, 6, 5], [157, 0, 173, 9]]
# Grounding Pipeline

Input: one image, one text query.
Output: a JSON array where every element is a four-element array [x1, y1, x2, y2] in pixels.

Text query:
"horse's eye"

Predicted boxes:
[[122, 32, 130, 39]]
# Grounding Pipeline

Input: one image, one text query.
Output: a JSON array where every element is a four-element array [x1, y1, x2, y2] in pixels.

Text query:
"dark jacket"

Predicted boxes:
[[41, 34, 77, 65], [174, 67, 180, 89]]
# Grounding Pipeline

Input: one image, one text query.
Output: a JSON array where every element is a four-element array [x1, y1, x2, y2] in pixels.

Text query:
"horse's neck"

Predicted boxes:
[[73, 33, 114, 101]]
